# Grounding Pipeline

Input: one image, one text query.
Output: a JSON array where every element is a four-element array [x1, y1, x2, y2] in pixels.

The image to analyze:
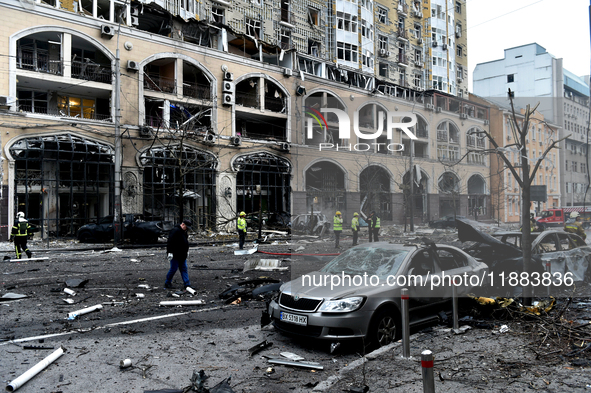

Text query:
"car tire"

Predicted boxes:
[[367, 307, 400, 349], [78, 231, 94, 243]]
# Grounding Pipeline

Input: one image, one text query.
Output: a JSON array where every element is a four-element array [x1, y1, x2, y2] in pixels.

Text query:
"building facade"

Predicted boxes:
[[473, 43, 590, 207], [0, 0, 485, 240]]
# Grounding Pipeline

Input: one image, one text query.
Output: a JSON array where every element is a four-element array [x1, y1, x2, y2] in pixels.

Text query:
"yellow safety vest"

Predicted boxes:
[[351, 217, 359, 231], [237, 217, 246, 232], [333, 216, 343, 231]]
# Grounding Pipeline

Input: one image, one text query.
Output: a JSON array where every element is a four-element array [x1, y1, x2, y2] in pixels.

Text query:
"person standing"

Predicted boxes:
[[164, 219, 192, 289], [10, 212, 32, 259], [333, 211, 343, 248], [369, 211, 381, 242], [351, 212, 360, 246], [237, 211, 247, 250], [565, 212, 586, 240]]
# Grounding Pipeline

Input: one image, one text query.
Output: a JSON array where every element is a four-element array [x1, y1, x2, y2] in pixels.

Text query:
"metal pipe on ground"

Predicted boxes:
[[159, 300, 204, 306], [67, 304, 103, 320], [6, 346, 66, 392], [401, 288, 410, 358]]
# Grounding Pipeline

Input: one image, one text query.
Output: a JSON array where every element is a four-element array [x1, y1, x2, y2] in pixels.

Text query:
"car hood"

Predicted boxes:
[[282, 272, 393, 299], [456, 218, 521, 254]]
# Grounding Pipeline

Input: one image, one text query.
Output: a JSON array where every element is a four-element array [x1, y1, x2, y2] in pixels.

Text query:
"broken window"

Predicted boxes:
[[305, 161, 346, 213], [211, 7, 225, 24], [308, 39, 320, 57], [378, 35, 388, 50], [245, 17, 261, 39], [403, 167, 428, 220], [281, 0, 291, 23], [10, 134, 114, 238], [304, 91, 347, 145], [360, 166, 391, 219], [377, 6, 388, 24], [233, 152, 291, 216], [337, 42, 358, 62], [438, 172, 460, 194], [141, 146, 217, 228], [307, 7, 319, 26], [379, 62, 388, 78], [279, 29, 291, 50]]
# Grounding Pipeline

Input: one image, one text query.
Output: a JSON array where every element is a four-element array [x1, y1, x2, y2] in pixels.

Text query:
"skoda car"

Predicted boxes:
[[268, 242, 488, 348]]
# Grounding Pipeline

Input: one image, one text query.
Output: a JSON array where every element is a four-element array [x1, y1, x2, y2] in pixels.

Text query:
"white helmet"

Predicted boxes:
[[570, 212, 580, 219], [16, 212, 24, 219]]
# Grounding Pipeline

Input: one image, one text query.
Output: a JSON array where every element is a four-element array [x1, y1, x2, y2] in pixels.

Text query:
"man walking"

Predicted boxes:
[[351, 212, 360, 246], [10, 212, 32, 259], [164, 219, 192, 289], [369, 211, 380, 242], [237, 211, 247, 250], [333, 211, 343, 248]]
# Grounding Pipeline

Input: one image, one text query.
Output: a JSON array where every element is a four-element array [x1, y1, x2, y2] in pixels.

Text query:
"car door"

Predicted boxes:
[[433, 246, 479, 297], [560, 233, 590, 282], [534, 232, 564, 278], [404, 248, 446, 312]]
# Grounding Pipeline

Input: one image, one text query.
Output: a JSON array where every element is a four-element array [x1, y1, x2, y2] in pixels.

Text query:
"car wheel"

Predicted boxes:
[[78, 231, 94, 243], [368, 308, 400, 348]]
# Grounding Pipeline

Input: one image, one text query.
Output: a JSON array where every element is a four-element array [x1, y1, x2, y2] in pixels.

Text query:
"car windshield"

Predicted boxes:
[[320, 247, 408, 279], [540, 211, 553, 218]]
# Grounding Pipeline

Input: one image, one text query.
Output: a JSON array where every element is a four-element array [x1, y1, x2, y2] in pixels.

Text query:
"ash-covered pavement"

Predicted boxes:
[[1, 227, 591, 392]]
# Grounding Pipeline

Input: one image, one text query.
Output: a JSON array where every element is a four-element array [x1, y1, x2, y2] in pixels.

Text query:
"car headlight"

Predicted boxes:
[[318, 297, 364, 313]]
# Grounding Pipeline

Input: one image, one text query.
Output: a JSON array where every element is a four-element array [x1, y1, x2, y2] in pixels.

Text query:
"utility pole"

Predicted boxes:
[[113, 27, 123, 244], [409, 139, 415, 232]]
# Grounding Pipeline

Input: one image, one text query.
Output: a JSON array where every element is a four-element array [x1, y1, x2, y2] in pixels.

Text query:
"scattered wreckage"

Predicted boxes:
[[267, 241, 488, 348], [457, 218, 591, 294], [76, 214, 172, 244]]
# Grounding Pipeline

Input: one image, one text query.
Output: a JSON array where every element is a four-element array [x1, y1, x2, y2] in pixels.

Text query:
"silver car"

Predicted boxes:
[[268, 242, 488, 348]]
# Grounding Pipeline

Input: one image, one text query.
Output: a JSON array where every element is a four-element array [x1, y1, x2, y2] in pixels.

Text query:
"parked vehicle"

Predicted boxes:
[[76, 214, 172, 244], [268, 241, 488, 348], [428, 215, 466, 229], [457, 219, 591, 294], [537, 207, 591, 228], [291, 212, 331, 235]]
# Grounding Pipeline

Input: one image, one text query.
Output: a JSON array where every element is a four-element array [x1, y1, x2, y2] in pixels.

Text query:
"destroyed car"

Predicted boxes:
[[428, 215, 466, 229], [268, 241, 488, 348], [76, 214, 169, 244], [291, 212, 331, 235], [457, 219, 591, 291]]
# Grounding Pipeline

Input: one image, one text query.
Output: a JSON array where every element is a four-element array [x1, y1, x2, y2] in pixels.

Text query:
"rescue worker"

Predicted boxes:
[[10, 212, 32, 259], [237, 211, 247, 250], [565, 212, 586, 240], [369, 211, 380, 242], [333, 211, 343, 248], [351, 212, 360, 246]]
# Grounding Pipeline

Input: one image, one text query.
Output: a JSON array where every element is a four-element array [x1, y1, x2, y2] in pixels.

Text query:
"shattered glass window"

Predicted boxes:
[[321, 247, 408, 279]]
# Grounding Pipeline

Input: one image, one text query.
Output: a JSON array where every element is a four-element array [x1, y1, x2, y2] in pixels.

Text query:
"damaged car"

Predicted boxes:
[[457, 219, 591, 293], [291, 212, 331, 236], [268, 241, 488, 348]]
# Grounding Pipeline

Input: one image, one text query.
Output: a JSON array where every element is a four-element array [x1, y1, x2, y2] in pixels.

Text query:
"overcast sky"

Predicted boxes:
[[466, 0, 591, 90]]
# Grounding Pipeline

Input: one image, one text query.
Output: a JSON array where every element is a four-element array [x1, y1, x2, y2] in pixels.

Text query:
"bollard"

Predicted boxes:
[[546, 261, 551, 297], [401, 288, 410, 358], [421, 350, 435, 393], [452, 276, 459, 330]]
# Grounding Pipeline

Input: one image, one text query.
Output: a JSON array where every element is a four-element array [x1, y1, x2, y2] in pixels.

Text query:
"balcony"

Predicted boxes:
[[71, 60, 112, 84], [18, 105, 111, 121], [397, 28, 409, 41], [397, 3, 408, 16], [144, 74, 177, 94], [397, 53, 408, 66], [17, 50, 63, 75], [182, 82, 211, 101]]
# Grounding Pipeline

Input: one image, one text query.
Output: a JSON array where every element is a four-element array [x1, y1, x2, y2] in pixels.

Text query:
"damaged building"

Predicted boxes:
[[0, 0, 490, 239]]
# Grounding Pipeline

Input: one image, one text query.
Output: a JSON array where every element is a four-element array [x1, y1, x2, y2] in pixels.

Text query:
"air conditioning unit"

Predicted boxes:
[[460, 113, 468, 120], [457, 77, 463, 83], [484, 119, 490, 125], [127, 60, 140, 72], [230, 135, 241, 146], [283, 68, 293, 77], [432, 41, 438, 47], [131, 16, 139, 26], [416, 61, 423, 68], [131, 7, 139, 16], [101, 25, 115, 38], [425, 103, 434, 111], [224, 72, 234, 81], [436, 107, 442, 113], [203, 133, 217, 145], [279, 142, 290, 151], [222, 92, 234, 105], [0, 95, 16, 106], [379, 48, 387, 56], [386, 51, 391, 56], [139, 126, 153, 138], [417, 38, 423, 45], [455, 31, 461, 38], [442, 43, 448, 50], [222, 81, 235, 94]]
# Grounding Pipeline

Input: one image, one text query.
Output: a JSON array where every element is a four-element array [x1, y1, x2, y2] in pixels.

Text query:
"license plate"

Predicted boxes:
[[280, 311, 307, 326]]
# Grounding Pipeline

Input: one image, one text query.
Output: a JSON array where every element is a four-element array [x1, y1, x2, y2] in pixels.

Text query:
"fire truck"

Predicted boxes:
[[537, 206, 591, 228]]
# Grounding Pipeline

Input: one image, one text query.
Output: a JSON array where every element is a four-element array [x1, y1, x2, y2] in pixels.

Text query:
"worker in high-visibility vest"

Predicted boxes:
[[333, 211, 343, 248], [351, 212, 360, 246], [10, 212, 32, 259], [565, 212, 586, 240], [369, 211, 381, 242], [237, 211, 247, 249]]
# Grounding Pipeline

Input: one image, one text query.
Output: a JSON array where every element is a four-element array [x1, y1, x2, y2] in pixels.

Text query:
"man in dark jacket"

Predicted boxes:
[[164, 219, 192, 289]]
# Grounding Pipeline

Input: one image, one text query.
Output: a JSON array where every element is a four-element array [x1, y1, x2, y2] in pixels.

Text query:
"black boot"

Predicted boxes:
[[26, 251, 32, 258]]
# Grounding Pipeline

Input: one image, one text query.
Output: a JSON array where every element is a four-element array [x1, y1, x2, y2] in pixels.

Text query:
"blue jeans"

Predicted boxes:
[[165, 258, 191, 287]]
